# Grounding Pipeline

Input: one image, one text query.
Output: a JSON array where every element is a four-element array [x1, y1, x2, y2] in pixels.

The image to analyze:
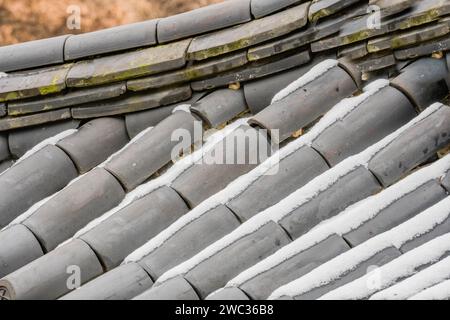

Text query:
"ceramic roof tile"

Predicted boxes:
[[187, 3, 310, 61], [64, 20, 158, 61], [66, 39, 191, 87], [157, 0, 252, 43], [0, 65, 71, 102], [7, 83, 126, 116], [0, 35, 69, 73]]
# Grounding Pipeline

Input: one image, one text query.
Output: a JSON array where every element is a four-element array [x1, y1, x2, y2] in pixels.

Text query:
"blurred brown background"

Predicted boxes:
[[0, 0, 222, 45]]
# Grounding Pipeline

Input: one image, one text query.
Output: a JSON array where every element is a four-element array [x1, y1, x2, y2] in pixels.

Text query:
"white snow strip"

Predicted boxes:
[[71, 118, 249, 240], [271, 59, 339, 103], [320, 233, 450, 300], [12, 129, 77, 166], [155, 84, 438, 285], [269, 196, 450, 300], [124, 81, 388, 264], [370, 256, 450, 300], [0, 72, 7, 78], [409, 279, 450, 300], [227, 155, 450, 287], [172, 104, 192, 114]]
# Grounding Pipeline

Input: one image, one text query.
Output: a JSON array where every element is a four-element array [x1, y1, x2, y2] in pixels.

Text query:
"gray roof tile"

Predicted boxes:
[[0, 145, 78, 228], [71, 85, 192, 119], [249, 65, 358, 143], [0, 65, 71, 102], [0, 108, 72, 131], [23, 168, 125, 252], [138, 204, 240, 281], [56, 118, 129, 173], [238, 234, 350, 300], [64, 20, 158, 61], [79, 186, 189, 271], [0, 35, 69, 73], [0, 134, 10, 162], [250, 0, 307, 19], [187, 3, 310, 61], [0, 224, 43, 279], [60, 263, 153, 300], [368, 105, 450, 187], [66, 39, 191, 87], [8, 119, 80, 158], [157, 0, 252, 43], [7, 83, 126, 116], [191, 50, 311, 91], [190, 89, 247, 128], [308, 0, 360, 22], [127, 52, 248, 91], [0, 239, 103, 300]]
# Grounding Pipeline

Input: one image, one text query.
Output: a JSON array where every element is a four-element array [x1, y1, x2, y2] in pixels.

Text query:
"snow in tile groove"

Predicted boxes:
[[227, 154, 450, 288], [124, 80, 389, 264], [320, 232, 450, 300], [269, 197, 450, 300], [370, 256, 450, 300], [409, 278, 450, 300], [271, 59, 339, 103], [153, 99, 443, 285]]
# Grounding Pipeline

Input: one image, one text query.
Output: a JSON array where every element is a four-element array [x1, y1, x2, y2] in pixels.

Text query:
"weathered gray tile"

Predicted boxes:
[[442, 171, 450, 192], [105, 111, 200, 191], [0, 65, 71, 102], [312, 86, 416, 167], [127, 52, 248, 91], [279, 166, 382, 239], [0, 103, 6, 117], [0, 108, 72, 132], [0, 239, 103, 300], [309, 0, 360, 22], [0, 134, 9, 162], [60, 263, 153, 301], [357, 52, 396, 72], [0, 145, 78, 228], [0, 159, 13, 174], [125, 92, 207, 138], [57, 118, 129, 173], [239, 234, 350, 300], [368, 106, 450, 187], [183, 222, 291, 299], [139, 205, 241, 280], [190, 89, 247, 128], [8, 119, 80, 158], [23, 168, 125, 252], [157, 0, 252, 43], [249, 65, 358, 144], [251, 0, 306, 18], [369, 0, 419, 18], [394, 35, 450, 60], [135, 276, 199, 300], [344, 180, 447, 247], [390, 57, 449, 111], [66, 39, 191, 87], [0, 35, 69, 72], [80, 186, 189, 271], [187, 3, 310, 61], [207, 287, 250, 300], [227, 146, 330, 222], [338, 42, 369, 59], [0, 225, 44, 279], [191, 51, 311, 91], [294, 246, 402, 300], [367, 36, 392, 53], [71, 85, 192, 119], [64, 20, 158, 60], [312, 0, 450, 51], [8, 83, 126, 116]]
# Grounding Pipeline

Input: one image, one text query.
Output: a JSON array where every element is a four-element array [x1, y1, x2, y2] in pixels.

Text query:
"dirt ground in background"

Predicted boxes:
[[0, 0, 223, 45]]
